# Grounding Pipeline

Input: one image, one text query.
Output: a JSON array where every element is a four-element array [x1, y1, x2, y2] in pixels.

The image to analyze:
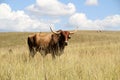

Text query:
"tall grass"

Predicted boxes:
[[0, 31, 120, 80]]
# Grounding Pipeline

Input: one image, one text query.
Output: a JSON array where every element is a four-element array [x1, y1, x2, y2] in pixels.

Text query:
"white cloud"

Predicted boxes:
[[1, 2, 119, 32], [26, 0, 76, 16], [69, 13, 120, 30], [0, 3, 52, 32], [85, 0, 98, 6]]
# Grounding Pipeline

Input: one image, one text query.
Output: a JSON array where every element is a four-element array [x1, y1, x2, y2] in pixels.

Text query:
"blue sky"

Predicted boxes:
[[0, 0, 120, 32]]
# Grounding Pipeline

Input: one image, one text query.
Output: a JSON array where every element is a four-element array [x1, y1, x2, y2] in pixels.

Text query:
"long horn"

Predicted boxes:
[[50, 26, 60, 34], [70, 27, 78, 34]]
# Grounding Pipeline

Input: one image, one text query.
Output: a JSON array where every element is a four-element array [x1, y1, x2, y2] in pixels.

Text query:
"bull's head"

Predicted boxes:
[[50, 27, 77, 46]]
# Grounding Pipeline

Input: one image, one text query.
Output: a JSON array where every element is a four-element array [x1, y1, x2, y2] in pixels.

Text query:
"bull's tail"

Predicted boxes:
[[27, 37, 32, 51], [27, 36, 36, 57]]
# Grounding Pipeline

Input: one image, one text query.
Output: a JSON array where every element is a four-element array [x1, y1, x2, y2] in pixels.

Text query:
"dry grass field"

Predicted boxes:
[[0, 31, 120, 80]]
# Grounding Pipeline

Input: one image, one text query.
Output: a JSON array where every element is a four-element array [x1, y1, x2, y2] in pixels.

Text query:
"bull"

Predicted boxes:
[[27, 27, 76, 59]]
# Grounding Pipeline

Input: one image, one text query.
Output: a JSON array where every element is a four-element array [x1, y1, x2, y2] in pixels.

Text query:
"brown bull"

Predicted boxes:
[[27, 27, 76, 59]]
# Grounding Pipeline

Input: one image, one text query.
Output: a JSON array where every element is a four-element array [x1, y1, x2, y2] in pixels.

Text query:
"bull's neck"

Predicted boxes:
[[59, 36, 65, 46]]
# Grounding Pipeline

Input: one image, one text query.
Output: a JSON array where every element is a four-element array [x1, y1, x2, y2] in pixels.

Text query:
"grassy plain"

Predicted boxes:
[[0, 31, 120, 80]]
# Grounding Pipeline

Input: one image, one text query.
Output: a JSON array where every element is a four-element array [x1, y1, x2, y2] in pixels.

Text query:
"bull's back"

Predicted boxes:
[[35, 33, 52, 46]]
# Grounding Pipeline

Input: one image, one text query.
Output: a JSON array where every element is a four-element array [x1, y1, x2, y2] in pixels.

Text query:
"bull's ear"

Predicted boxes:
[[68, 35, 71, 39], [68, 36, 71, 39]]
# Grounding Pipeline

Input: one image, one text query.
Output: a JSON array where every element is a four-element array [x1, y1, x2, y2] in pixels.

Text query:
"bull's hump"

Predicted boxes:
[[28, 34, 35, 37]]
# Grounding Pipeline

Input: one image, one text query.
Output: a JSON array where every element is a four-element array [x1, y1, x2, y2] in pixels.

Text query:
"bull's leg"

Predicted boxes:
[[40, 51, 47, 58], [52, 52, 56, 59], [29, 47, 36, 58], [38, 49, 46, 58]]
